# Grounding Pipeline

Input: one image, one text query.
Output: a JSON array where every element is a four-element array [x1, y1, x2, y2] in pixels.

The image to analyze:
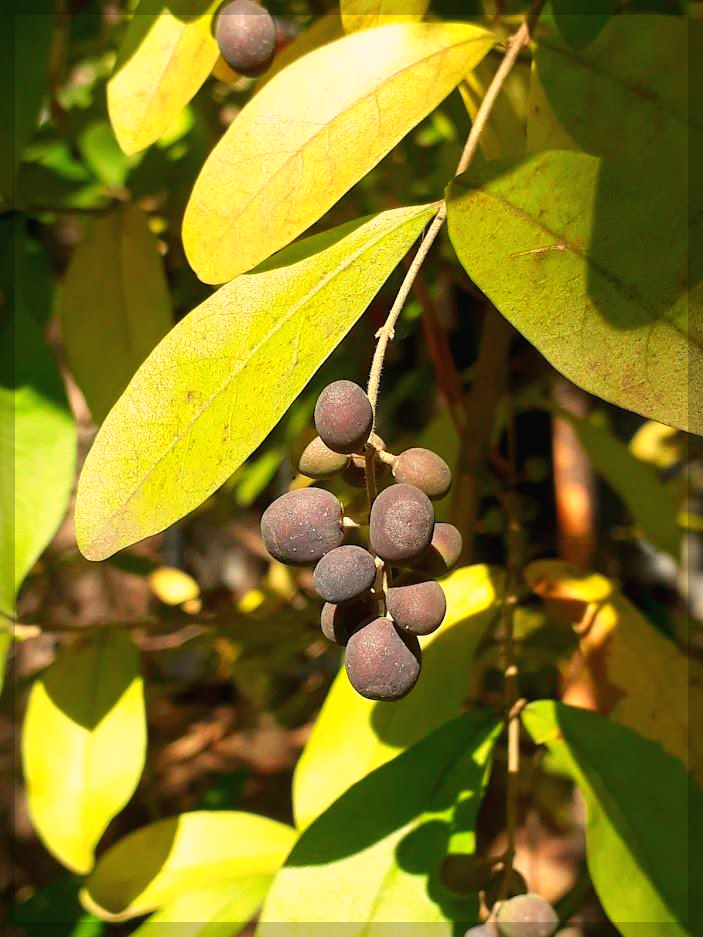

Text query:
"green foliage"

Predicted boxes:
[[523, 701, 701, 937], [22, 630, 146, 874], [81, 811, 296, 920], [551, 0, 618, 50], [75, 204, 436, 560], [259, 709, 501, 932]]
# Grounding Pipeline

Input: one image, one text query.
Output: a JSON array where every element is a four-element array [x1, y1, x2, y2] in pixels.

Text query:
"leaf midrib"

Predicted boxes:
[[85, 207, 435, 550]]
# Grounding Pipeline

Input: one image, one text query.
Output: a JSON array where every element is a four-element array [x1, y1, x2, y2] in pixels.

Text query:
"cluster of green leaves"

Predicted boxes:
[[6, 1, 701, 935]]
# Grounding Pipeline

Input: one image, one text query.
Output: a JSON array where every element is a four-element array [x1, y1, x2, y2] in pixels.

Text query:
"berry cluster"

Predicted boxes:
[[260, 380, 462, 702], [215, 0, 277, 78]]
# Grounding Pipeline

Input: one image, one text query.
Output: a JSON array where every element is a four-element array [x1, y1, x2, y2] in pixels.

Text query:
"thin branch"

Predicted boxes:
[[366, 1, 544, 416]]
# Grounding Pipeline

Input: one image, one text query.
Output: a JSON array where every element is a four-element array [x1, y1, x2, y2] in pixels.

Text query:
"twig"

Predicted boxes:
[[365, 1, 544, 416]]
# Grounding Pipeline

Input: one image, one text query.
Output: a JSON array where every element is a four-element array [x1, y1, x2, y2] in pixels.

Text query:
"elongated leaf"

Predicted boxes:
[[1, 294, 76, 619], [447, 148, 701, 433], [22, 630, 146, 874], [256, 14, 344, 91], [81, 812, 295, 921], [562, 412, 680, 557], [76, 204, 436, 560], [551, 0, 617, 50], [293, 565, 503, 829], [108, 0, 219, 155], [259, 710, 501, 932], [0, 9, 54, 203], [459, 55, 528, 163], [523, 701, 701, 937], [61, 203, 172, 423], [183, 22, 495, 283], [131, 877, 272, 937], [340, 0, 430, 34], [525, 560, 703, 785]]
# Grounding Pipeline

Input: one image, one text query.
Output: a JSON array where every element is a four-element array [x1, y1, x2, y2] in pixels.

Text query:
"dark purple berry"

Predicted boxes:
[[392, 447, 452, 500], [314, 545, 377, 605], [320, 597, 376, 646], [215, 0, 277, 78], [260, 488, 343, 565], [412, 523, 462, 577], [314, 380, 373, 455], [369, 483, 434, 564], [296, 435, 348, 479], [386, 574, 446, 635], [345, 617, 421, 701]]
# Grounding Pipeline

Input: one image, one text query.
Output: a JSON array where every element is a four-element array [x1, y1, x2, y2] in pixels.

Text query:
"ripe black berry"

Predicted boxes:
[[260, 488, 343, 565], [392, 447, 452, 500], [314, 545, 377, 605], [320, 597, 376, 646], [495, 893, 559, 937], [214, 0, 277, 78], [386, 573, 446, 635], [412, 522, 462, 577], [345, 617, 421, 701], [314, 380, 373, 455], [369, 483, 434, 564]]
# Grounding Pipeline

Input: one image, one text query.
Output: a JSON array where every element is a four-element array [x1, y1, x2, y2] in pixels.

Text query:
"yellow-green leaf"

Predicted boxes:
[[76, 204, 436, 561], [61, 203, 172, 424], [525, 560, 703, 786], [22, 630, 146, 874], [81, 812, 296, 921], [108, 0, 219, 156], [131, 878, 273, 937], [293, 564, 503, 829], [183, 22, 496, 283], [459, 55, 528, 163], [256, 14, 344, 90], [340, 0, 430, 34]]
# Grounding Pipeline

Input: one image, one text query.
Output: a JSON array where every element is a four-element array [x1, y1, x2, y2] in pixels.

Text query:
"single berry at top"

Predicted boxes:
[[314, 545, 377, 605], [393, 447, 452, 500], [215, 0, 277, 78], [495, 893, 559, 937], [314, 380, 373, 455], [369, 483, 434, 564], [345, 617, 421, 701], [260, 488, 343, 565]]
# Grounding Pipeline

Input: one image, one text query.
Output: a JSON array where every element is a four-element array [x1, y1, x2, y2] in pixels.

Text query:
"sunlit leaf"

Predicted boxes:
[[293, 565, 503, 829], [148, 566, 200, 606], [629, 420, 683, 471], [340, 0, 430, 34], [108, 0, 220, 155], [561, 412, 680, 557], [523, 701, 701, 937], [183, 22, 495, 283], [256, 14, 344, 90], [259, 710, 501, 932], [76, 204, 436, 561], [459, 55, 528, 163], [447, 148, 700, 433], [22, 630, 146, 874], [131, 878, 272, 937], [1, 292, 76, 619], [61, 203, 172, 424], [81, 812, 295, 921], [525, 560, 703, 786]]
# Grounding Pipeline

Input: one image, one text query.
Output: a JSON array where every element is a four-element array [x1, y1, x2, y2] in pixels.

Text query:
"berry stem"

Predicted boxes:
[[365, 0, 545, 419]]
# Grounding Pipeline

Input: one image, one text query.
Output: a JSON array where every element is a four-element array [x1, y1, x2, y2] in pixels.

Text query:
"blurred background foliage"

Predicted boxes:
[[3, 1, 702, 935]]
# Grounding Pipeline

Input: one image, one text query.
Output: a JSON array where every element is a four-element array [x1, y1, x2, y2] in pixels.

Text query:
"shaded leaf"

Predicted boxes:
[[340, 0, 430, 34], [22, 630, 146, 874], [108, 0, 220, 155], [81, 812, 295, 921], [561, 412, 680, 557], [551, 0, 618, 50], [13, 875, 104, 937], [525, 560, 703, 786], [131, 878, 272, 937], [183, 22, 495, 283], [0, 9, 54, 203], [61, 203, 172, 423], [76, 204, 436, 560], [259, 710, 501, 932], [293, 565, 503, 829], [523, 700, 701, 937], [447, 148, 700, 433], [1, 294, 76, 619]]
